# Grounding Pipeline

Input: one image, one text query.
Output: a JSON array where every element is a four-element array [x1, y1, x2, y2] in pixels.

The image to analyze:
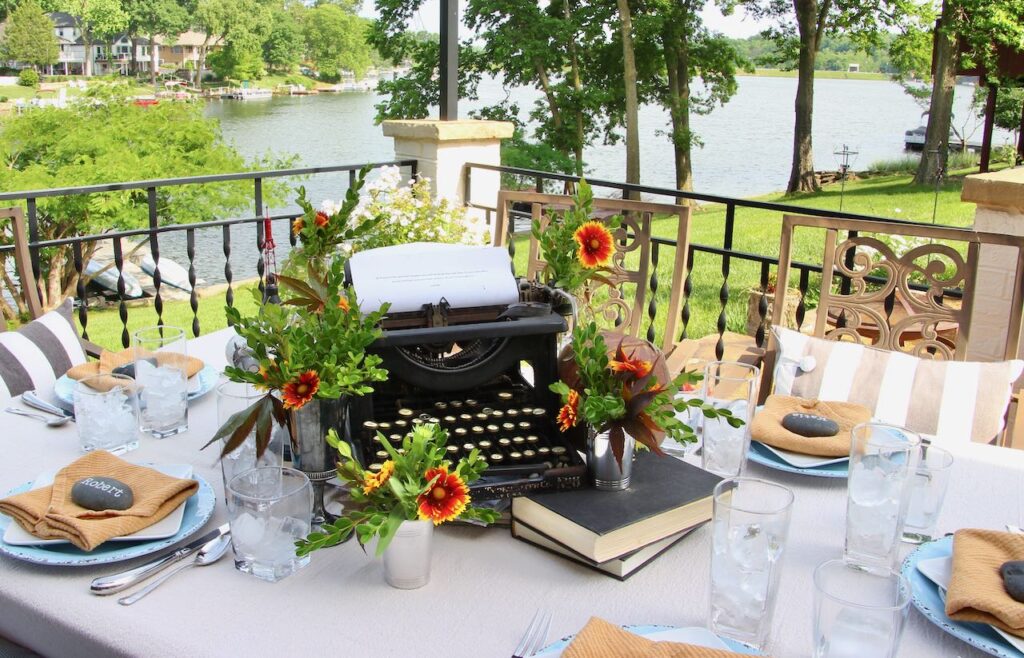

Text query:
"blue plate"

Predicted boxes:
[[52, 364, 220, 410], [747, 441, 849, 478], [538, 625, 763, 655], [902, 536, 1023, 657], [0, 473, 215, 567]]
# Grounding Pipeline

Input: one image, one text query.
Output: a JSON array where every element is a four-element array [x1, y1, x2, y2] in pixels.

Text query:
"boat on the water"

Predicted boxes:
[[222, 87, 273, 100], [83, 260, 144, 298], [904, 125, 983, 152], [139, 254, 202, 292]]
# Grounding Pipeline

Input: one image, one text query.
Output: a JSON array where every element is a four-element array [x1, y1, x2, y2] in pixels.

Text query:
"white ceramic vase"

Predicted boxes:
[[382, 520, 434, 589]]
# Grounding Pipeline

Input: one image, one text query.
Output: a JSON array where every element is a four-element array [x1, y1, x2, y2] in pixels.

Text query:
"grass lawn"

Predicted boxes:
[[70, 170, 980, 351], [743, 69, 889, 81]]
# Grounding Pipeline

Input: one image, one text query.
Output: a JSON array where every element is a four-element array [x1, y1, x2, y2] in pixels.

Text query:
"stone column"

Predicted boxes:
[[961, 168, 1024, 361], [381, 119, 514, 228]]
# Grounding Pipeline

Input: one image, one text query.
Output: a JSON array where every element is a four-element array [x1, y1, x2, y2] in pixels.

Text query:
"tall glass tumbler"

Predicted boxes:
[[227, 466, 312, 583], [701, 361, 760, 477], [812, 559, 911, 658], [666, 359, 706, 458], [74, 373, 140, 454], [709, 477, 794, 650], [133, 325, 189, 438], [844, 423, 920, 573], [217, 381, 284, 501], [902, 444, 953, 544]]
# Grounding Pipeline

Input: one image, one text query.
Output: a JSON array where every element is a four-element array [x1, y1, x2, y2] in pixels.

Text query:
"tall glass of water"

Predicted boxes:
[[74, 373, 140, 454], [812, 559, 911, 658], [133, 325, 189, 438], [217, 381, 284, 500], [845, 423, 920, 572], [709, 477, 794, 650], [701, 361, 760, 477], [902, 444, 953, 544], [665, 359, 706, 458]]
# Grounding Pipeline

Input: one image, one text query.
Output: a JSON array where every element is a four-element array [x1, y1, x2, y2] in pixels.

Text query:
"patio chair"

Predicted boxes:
[[767, 213, 1024, 447], [492, 190, 763, 378]]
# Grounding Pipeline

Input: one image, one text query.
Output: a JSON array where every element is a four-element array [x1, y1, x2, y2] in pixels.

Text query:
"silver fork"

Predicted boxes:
[[512, 609, 552, 658]]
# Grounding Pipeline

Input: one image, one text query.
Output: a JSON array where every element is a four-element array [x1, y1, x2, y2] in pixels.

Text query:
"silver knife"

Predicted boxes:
[[22, 390, 75, 420], [89, 523, 230, 596]]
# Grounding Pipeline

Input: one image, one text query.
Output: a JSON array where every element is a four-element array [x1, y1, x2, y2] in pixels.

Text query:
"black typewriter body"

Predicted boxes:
[[347, 309, 587, 500]]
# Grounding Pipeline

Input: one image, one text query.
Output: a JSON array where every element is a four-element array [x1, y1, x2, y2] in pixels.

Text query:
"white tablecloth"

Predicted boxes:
[[0, 328, 1022, 657]]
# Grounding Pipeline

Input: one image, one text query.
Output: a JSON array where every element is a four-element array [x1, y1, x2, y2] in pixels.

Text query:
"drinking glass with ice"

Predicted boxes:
[[132, 326, 189, 438], [701, 361, 760, 478], [74, 373, 140, 454]]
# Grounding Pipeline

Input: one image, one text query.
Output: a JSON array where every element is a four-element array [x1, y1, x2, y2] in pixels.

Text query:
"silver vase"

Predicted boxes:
[[290, 397, 345, 529], [587, 426, 635, 491], [382, 520, 434, 589]]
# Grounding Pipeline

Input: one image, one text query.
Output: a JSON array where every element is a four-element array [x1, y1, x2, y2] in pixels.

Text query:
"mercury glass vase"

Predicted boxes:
[[587, 426, 635, 491], [289, 397, 346, 529], [382, 520, 434, 589]]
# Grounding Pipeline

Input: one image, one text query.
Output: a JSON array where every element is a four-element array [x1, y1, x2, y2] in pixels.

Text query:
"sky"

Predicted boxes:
[[358, 1, 765, 39]]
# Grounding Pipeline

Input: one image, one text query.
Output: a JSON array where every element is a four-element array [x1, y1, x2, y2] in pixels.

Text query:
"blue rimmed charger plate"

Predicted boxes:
[[51, 364, 220, 411], [747, 441, 849, 478], [902, 535, 1024, 657], [0, 473, 215, 567], [536, 625, 763, 655]]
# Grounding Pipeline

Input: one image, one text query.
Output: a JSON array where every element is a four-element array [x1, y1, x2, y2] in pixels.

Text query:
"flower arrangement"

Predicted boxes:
[[295, 424, 500, 557], [551, 321, 741, 468], [206, 259, 389, 458], [532, 179, 620, 295]]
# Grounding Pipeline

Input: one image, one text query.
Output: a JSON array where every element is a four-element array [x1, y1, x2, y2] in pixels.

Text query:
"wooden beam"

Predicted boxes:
[[438, 0, 458, 121]]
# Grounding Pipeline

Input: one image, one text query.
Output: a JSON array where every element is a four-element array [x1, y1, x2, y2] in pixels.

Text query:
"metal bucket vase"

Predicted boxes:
[[382, 520, 434, 589], [587, 426, 635, 491], [290, 397, 345, 529]]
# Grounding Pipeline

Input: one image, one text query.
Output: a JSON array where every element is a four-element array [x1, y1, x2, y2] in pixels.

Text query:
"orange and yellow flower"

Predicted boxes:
[[417, 467, 470, 525], [281, 370, 320, 410], [336, 295, 350, 312], [609, 350, 653, 379], [362, 460, 395, 495], [292, 218, 304, 236], [574, 221, 614, 268], [314, 211, 330, 228], [557, 389, 580, 432]]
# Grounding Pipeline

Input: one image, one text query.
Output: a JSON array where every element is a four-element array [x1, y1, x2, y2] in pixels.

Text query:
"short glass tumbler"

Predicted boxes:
[[709, 477, 794, 650], [73, 374, 140, 454], [844, 423, 921, 573], [812, 559, 911, 658], [216, 381, 284, 501], [133, 325, 189, 438], [902, 444, 953, 544], [701, 361, 760, 477], [227, 467, 312, 583]]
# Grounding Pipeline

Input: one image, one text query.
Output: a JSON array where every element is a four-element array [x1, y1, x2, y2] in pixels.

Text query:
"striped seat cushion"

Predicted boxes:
[[0, 299, 87, 402], [772, 326, 1024, 444]]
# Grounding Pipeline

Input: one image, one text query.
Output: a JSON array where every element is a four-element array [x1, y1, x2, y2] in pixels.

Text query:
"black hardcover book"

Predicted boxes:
[[510, 453, 722, 563]]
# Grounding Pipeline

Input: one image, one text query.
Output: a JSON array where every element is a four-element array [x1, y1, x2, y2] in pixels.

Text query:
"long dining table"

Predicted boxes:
[[0, 327, 1021, 657]]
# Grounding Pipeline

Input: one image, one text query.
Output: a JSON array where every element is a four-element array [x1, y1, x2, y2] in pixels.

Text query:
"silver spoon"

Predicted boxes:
[[118, 534, 232, 606], [5, 407, 72, 427]]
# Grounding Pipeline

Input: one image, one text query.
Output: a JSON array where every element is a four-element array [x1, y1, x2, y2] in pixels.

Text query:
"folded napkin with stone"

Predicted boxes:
[[750, 395, 871, 457], [66, 348, 204, 392], [562, 618, 754, 658], [945, 528, 1024, 638], [0, 451, 197, 551]]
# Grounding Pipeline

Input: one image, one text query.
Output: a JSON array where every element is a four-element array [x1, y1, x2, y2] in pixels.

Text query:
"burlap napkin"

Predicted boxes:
[[66, 348, 203, 392], [750, 395, 871, 457], [0, 451, 198, 552], [946, 529, 1024, 638], [562, 618, 753, 658]]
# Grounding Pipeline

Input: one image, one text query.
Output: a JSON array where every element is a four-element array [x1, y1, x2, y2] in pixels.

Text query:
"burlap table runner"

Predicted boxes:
[[66, 348, 203, 392], [0, 451, 198, 551], [946, 528, 1024, 638], [750, 396, 871, 457], [562, 618, 753, 658]]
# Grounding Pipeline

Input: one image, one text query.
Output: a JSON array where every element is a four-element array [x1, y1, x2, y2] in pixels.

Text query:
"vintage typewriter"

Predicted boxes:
[[346, 283, 587, 500]]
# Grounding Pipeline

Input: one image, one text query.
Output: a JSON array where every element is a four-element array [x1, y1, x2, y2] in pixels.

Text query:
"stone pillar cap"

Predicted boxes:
[[962, 167, 1024, 213], [381, 119, 514, 142]]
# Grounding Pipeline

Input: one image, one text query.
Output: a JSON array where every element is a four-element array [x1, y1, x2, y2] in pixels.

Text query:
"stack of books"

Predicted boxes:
[[510, 452, 723, 580]]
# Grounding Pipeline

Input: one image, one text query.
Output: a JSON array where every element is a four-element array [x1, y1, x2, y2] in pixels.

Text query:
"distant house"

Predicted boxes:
[[43, 12, 157, 76], [847, 63, 860, 73], [155, 31, 212, 74]]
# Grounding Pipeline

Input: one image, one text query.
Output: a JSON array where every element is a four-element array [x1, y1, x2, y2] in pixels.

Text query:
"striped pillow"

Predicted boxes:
[[0, 299, 87, 402], [772, 326, 1024, 445]]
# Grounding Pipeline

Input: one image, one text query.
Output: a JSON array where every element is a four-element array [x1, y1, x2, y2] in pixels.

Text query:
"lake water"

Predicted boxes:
[[156, 75, 1009, 284]]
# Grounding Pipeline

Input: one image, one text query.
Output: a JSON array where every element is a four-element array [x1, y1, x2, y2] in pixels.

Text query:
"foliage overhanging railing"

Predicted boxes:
[[0, 161, 417, 347], [463, 162, 969, 358]]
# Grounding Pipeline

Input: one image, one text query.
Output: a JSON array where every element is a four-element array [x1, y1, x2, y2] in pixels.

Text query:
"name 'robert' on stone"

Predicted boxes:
[[70, 476, 135, 511]]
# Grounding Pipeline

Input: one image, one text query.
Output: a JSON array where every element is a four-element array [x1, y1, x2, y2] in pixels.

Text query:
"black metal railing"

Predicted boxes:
[[464, 162, 970, 358], [0, 160, 417, 347]]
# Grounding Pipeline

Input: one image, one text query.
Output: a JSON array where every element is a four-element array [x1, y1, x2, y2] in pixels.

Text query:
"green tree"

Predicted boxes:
[[0, 83, 292, 314], [192, 0, 267, 82], [51, 0, 128, 76], [303, 4, 371, 81], [263, 5, 303, 73], [124, 0, 190, 88], [1, 0, 60, 70]]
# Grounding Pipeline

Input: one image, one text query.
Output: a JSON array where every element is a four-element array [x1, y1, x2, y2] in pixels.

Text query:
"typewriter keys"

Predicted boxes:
[[498, 438, 511, 448], [450, 400, 464, 409], [521, 407, 534, 415], [453, 427, 468, 438], [502, 423, 516, 432], [497, 391, 514, 402], [378, 422, 392, 431], [371, 434, 384, 445], [393, 419, 408, 429], [537, 446, 551, 457], [509, 451, 523, 462], [474, 412, 488, 422], [532, 408, 547, 418], [517, 421, 532, 431], [491, 410, 505, 420], [478, 439, 493, 450], [462, 443, 476, 452], [443, 415, 457, 425], [434, 401, 448, 411], [522, 449, 537, 459], [368, 463, 383, 473], [411, 418, 424, 426], [526, 435, 540, 445], [459, 413, 473, 423], [398, 408, 415, 418], [486, 424, 500, 434], [489, 453, 504, 463], [446, 445, 459, 456], [362, 421, 379, 432], [551, 446, 567, 457], [389, 434, 403, 443], [512, 436, 526, 446], [465, 399, 479, 408], [505, 409, 520, 418], [471, 426, 485, 435], [375, 450, 389, 460]]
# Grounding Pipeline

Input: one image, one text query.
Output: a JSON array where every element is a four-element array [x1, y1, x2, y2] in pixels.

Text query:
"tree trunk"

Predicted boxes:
[[662, 11, 693, 198], [616, 0, 641, 198], [564, 0, 585, 176], [914, 6, 957, 185], [130, 35, 139, 75], [149, 33, 159, 90], [83, 34, 93, 77], [787, 0, 820, 194]]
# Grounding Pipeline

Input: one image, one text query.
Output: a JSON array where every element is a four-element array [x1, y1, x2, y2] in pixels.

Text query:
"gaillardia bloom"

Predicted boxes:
[[417, 467, 469, 525], [557, 389, 580, 432], [574, 221, 614, 268], [314, 211, 330, 228], [292, 218, 304, 236], [363, 460, 395, 495], [282, 370, 320, 409], [609, 347, 653, 379]]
